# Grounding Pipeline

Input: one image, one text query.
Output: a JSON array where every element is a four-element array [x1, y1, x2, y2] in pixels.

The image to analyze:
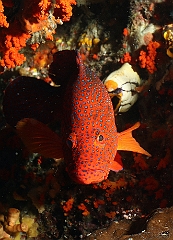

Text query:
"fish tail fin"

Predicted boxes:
[[16, 118, 63, 159], [117, 122, 151, 157]]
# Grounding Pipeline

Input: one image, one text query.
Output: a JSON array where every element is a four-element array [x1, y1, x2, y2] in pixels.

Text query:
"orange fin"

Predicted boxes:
[[117, 122, 151, 157], [110, 152, 123, 172], [16, 118, 63, 159]]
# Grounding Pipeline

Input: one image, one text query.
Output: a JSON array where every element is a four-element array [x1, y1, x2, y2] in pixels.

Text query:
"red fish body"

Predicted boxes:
[[62, 54, 118, 184], [2, 50, 150, 184]]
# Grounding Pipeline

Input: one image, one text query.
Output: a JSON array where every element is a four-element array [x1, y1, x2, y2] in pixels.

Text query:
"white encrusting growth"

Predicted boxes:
[[104, 63, 142, 112]]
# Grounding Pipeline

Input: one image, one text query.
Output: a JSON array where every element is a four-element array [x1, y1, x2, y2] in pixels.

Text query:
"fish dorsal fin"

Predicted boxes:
[[117, 122, 151, 157], [16, 118, 63, 159], [3, 76, 61, 127]]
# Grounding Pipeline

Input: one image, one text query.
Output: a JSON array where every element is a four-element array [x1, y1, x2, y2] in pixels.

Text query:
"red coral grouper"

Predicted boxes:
[[3, 50, 150, 184]]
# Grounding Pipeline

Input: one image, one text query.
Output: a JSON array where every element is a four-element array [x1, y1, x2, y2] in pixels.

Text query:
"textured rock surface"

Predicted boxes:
[[86, 207, 173, 240]]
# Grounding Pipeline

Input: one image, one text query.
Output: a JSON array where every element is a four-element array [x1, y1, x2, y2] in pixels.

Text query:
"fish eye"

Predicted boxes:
[[97, 134, 104, 141]]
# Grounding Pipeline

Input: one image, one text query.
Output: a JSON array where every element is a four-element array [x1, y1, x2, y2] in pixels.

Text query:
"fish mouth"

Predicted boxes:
[[68, 168, 108, 185]]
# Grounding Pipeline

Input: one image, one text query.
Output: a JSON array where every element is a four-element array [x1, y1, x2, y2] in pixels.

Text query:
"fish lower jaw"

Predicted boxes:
[[68, 169, 109, 185]]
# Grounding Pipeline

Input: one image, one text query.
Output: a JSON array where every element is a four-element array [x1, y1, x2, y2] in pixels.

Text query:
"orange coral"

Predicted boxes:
[[133, 153, 149, 170], [120, 52, 131, 63], [94, 178, 128, 201], [112, 201, 118, 206], [19, 0, 75, 33], [62, 198, 74, 215], [0, 0, 9, 28], [32, 41, 56, 69], [93, 199, 105, 208], [38, 0, 51, 13], [54, 0, 76, 22], [0, 25, 30, 68], [105, 211, 116, 219], [0, 47, 27, 68], [157, 149, 170, 170], [30, 43, 40, 51], [0, 0, 76, 68], [0, 18, 30, 68], [139, 176, 159, 191], [139, 41, 160, 74], [123, 28, 129, 37], [78, 203, 90, 216]]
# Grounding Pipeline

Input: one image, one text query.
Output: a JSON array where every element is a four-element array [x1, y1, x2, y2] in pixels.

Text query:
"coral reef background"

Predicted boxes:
[[0, 0, 173, 239]]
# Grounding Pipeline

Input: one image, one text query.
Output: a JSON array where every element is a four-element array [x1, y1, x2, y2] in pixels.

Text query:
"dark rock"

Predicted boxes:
[[85, 206, 173, 240]]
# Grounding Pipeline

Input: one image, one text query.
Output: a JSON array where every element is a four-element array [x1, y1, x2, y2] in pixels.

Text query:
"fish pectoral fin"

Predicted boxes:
[[16, 118, 63, 159], [110, 152, 123, 172], [117, 122, 151, 157]]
